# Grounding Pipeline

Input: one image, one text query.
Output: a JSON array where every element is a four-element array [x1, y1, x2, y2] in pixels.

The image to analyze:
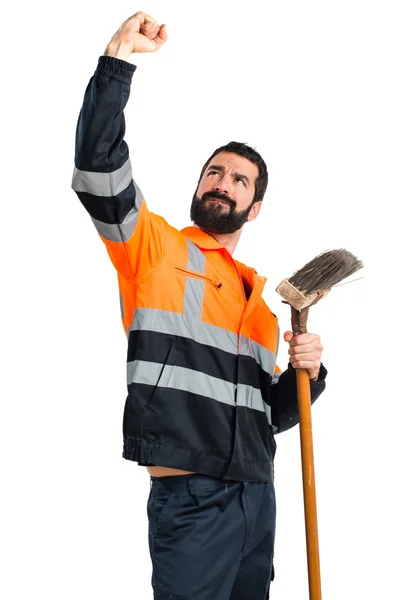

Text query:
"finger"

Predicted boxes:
[[124, 12, 158, 39], [148, 23, 168, 45], [289, 353, 322, 364], [120, 14, 151, 37], [288, 336, 322, 352], [288, 343, 323, 356], [291, 359, 321, 371], [283, 331, 293, 343], [157, 23, 168, 42], [142, 21, 161, 37], [135, 11, 158, 27], [290, 333, 321, 346]]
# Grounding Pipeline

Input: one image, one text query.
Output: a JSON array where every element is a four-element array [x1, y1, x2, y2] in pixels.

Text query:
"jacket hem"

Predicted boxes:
[[122, 437, 274, 483]]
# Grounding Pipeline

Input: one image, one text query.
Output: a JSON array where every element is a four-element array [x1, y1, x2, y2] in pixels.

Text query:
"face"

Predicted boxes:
[[190, 152, 262, 234]]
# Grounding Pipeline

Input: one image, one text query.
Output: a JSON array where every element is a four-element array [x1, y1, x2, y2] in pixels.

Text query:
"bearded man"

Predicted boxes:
[[72, 11, 327, 600]]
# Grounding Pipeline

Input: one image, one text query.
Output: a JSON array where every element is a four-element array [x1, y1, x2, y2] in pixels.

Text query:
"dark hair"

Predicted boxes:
[[198, 141, 268, 203]]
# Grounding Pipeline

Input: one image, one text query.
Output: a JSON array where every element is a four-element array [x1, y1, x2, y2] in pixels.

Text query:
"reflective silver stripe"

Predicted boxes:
[[265, 403, 272, 425], [90, 181, 144, 242], [132, 180, 144, 210], [72, 159, 133, 197], [127, 361, 236, 407], [91, 208, 139, 242], [184, 278, 204, 319], [183, 240, 206, 319], [239, 336, 276, 376], [236, 384, 267, 414], [187, 239, 206, 273], [119, 293, 124, 320], [272, 372, 282, 385], [130, 307, 277, 377], [236, 384, 272, 425], [132, 307, 237, 354], [272, 324, 281, 384], [128, 362, 273, 417]]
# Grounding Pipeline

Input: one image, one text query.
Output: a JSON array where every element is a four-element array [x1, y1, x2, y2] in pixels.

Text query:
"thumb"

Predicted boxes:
[[157, 23, 168, 43], [283, 331, 293, 343]]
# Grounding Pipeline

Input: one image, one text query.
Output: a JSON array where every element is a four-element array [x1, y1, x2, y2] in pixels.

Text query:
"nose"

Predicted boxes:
[[213, 175, 230, 196]]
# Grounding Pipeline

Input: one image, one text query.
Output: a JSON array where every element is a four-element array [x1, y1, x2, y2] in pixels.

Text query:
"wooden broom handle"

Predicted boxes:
[[291, 306, 322, 600]]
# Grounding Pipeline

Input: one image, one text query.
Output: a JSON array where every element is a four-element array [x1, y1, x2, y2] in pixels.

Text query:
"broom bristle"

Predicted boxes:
[[288, 249, 363, 294]]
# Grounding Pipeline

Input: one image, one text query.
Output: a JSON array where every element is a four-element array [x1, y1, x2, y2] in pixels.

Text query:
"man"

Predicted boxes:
[[72, 11, 327, 600]]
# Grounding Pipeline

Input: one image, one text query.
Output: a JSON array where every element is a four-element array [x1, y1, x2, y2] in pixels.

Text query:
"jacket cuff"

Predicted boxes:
[[95, 55, 137, 85], [311, 363, 328, 382]]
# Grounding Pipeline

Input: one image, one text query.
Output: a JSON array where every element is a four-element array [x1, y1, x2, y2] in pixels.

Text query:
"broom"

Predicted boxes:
[[276, 249, 363, 600]]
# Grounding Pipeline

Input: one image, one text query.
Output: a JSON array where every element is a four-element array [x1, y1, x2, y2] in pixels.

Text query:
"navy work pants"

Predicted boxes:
[[147, 474, 276, 599]]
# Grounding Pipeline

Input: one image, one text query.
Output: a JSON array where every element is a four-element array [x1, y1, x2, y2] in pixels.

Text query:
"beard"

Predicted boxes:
[[190, 190, 253, 234]]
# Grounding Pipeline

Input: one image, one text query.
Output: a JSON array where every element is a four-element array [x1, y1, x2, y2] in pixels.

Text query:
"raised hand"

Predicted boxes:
[[105, 11, 168, 60]]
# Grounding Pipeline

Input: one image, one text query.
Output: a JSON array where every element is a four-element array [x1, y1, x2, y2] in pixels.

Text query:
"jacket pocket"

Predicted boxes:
[[136, 342, 178, 439], [173, 266, 222, 289], [145, 342, 177, 409]]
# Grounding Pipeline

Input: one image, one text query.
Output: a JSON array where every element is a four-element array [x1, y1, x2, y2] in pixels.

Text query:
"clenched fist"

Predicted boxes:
[[105, 11, 168, 60], [284, 331, 323, 381]]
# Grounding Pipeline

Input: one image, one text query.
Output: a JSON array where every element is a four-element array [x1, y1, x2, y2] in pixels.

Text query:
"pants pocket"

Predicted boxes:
[[147, 488, 173, 560]]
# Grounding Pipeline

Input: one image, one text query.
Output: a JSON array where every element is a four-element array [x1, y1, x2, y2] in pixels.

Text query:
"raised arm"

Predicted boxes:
[[71, 12, 168, 279]]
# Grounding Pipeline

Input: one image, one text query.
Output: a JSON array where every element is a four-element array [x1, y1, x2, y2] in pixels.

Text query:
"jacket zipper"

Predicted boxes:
[[173, 266, 222, 289]]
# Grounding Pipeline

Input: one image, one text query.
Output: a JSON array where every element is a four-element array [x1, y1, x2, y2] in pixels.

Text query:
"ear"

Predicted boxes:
[[247, 201, 262, 222]]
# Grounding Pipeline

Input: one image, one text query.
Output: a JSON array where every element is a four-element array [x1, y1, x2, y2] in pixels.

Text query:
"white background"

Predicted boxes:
[[1, 1, 399, 598]]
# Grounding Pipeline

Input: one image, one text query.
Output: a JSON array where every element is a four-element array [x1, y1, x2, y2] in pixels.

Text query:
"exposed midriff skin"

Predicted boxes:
[[147, 466, 196, 477]]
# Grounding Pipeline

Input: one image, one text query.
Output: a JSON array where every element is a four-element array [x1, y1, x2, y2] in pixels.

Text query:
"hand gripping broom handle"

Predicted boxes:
[[291, 305, 322, 600]]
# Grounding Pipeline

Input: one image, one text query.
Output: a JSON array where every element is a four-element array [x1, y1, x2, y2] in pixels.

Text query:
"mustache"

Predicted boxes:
[[201, 191, 236, 210]]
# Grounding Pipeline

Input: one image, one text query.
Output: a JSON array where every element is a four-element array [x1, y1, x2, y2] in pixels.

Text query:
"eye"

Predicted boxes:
[[235, 177, 245, 185], [207, 170, 219, 176]]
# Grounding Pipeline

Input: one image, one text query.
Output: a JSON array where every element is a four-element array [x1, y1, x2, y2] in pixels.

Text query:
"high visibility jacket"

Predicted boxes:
[[72, 56, 327, 482]]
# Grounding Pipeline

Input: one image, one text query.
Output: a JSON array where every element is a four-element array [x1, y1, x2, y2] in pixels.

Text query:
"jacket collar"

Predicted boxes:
[[181, 226, 224, 250], [182, 226, 267, 293]]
